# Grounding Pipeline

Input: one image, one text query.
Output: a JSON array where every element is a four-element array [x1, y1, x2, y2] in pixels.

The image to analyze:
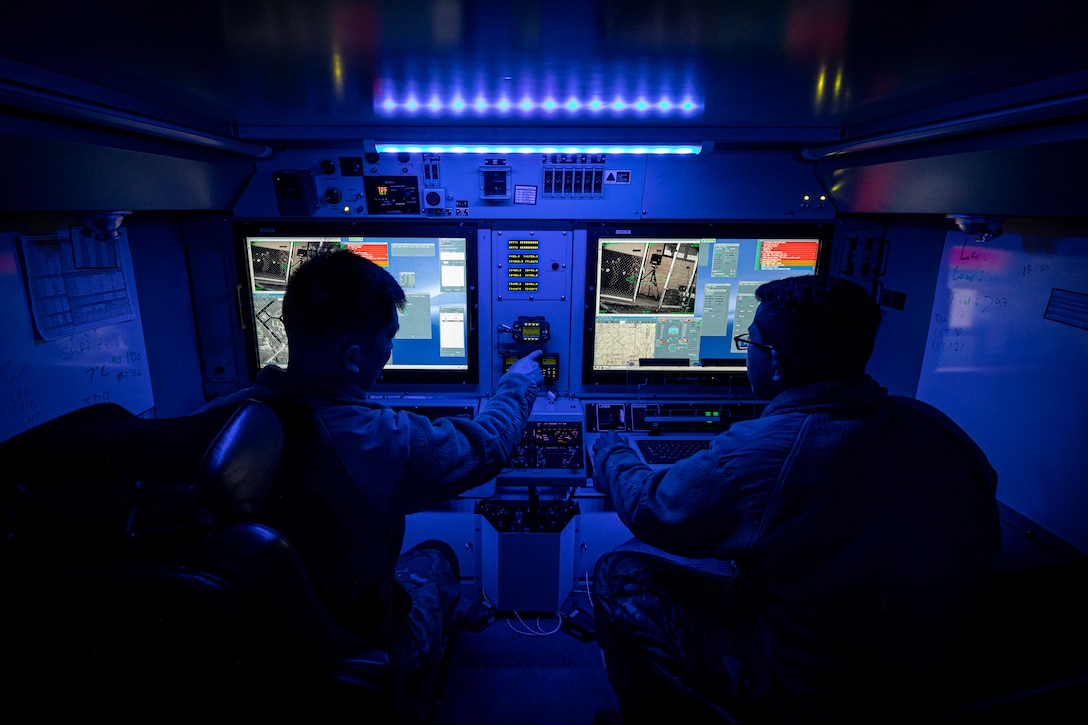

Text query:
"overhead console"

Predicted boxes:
[[236, 148, 835, 223]]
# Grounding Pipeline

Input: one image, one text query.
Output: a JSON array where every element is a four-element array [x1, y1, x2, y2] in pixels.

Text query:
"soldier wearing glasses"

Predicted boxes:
[[591, 275, 1000, 725]]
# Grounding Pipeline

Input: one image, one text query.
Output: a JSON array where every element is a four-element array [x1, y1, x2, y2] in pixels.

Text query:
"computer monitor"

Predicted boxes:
[[235, 220, 479, 386], [582, 222, 831, 386]]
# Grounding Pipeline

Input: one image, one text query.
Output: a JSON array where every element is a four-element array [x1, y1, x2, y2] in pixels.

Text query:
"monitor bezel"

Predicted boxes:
[[234, 219, 480, 387], [581, 221, 834, 388]]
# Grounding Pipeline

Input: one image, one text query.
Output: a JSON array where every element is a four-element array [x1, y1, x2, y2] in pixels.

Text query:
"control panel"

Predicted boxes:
[[492, 397, 587, 487], [475, 498, 578, 534], [509, 420, 585, 472], [585, 401, 766, 433], [501, 350, 560, 385], [238, 138, 838, 225], [510, 315, 549, 343]]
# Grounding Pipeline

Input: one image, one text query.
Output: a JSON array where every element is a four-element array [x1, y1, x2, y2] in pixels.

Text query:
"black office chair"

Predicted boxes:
[[635, 557, 1088, 725], [1, 399, 396, 720], [260, 395, 463, 724], [927, 555, 1088, 723]]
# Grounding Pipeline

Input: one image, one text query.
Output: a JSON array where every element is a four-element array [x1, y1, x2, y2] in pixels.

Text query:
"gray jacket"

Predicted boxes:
[[592, 375, 1001, 717], [204, 365, 538, 648]]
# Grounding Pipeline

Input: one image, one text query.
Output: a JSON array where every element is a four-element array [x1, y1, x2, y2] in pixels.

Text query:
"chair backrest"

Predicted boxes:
[[2, 399, 391, 718], [250, 395, 406, 642], [198, 397, 285, 519], [2, 401, 260, 544]]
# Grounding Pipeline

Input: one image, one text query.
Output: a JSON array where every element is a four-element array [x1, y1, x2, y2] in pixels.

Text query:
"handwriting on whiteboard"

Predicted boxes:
[[4, 327, 148, 434], [928, 235, 1084, 361]]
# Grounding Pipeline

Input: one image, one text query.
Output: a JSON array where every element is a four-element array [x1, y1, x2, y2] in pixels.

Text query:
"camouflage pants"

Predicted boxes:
[[391, 540, 462, 677], [592, 548, 764, 724]]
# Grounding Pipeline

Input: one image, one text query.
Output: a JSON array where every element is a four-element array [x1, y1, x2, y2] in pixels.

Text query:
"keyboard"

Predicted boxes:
[[635, 438, 712, 465]]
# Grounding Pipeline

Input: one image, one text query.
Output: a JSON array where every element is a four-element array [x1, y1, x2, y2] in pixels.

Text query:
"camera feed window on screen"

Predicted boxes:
[[584, 224, 828, 383], [238, 223, 478, 385]]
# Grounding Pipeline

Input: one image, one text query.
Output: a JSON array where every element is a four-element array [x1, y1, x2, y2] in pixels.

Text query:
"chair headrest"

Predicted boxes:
[[199, 399, 285, 519]]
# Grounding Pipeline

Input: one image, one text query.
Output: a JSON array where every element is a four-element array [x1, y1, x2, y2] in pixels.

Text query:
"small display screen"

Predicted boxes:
[[364, 175, 420, 214]]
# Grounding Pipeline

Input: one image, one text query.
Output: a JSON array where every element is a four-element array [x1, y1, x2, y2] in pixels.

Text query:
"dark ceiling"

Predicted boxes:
[[3, 0, 1088, 151]]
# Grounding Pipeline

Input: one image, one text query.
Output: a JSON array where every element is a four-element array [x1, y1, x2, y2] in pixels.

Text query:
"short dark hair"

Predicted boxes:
[[754, 275, 882, 380], [282, 249, 406, 347]]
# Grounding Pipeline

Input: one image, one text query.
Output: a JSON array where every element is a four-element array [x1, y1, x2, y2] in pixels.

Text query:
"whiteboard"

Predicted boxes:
[[916, 231, 1088, 552], [1, 228, 154, 442]]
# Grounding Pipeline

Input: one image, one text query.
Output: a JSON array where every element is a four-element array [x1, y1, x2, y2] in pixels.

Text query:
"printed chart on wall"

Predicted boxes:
[[916, 231, 1088, 550], [0, 228, 154, 442]]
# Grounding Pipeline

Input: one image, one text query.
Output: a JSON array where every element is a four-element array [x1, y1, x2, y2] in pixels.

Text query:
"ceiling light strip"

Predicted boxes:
[[373, 143, 706, 155]]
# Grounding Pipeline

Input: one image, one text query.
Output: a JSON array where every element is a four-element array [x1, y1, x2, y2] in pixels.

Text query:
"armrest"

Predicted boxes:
[[330, 651, 393, 689]]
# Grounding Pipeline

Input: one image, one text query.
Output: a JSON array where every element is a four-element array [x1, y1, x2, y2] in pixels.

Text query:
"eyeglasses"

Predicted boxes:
[[733, 333, 775, 352]]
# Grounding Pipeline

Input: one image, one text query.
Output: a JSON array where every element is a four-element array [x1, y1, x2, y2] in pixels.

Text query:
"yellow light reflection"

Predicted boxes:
[[332, 49, 345, 101], [814, 61, 847, 116]]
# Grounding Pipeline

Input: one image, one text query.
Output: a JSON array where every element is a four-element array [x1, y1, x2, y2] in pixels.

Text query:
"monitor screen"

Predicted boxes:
[[582, 222, 831, 386], [235, 220, 479, 386]]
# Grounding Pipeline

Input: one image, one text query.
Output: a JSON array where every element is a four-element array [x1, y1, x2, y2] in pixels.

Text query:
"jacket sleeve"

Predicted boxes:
[[593, 420, 792, 559], [395, 372, 538, 512]]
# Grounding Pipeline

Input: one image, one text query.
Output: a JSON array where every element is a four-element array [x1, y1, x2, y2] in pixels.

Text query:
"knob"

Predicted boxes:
[[320, 159, 336, 175]]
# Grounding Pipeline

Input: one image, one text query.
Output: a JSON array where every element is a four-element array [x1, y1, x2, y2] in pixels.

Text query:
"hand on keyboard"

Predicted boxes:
[[593, 430, 630, 456]]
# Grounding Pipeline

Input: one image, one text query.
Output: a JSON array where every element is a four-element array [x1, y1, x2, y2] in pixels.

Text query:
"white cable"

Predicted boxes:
[[506, 610, 563, 636]]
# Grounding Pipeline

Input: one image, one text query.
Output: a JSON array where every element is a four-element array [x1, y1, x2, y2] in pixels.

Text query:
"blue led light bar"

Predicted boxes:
[[373, 58, 704, 121], [373, 143, 705, 155]]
